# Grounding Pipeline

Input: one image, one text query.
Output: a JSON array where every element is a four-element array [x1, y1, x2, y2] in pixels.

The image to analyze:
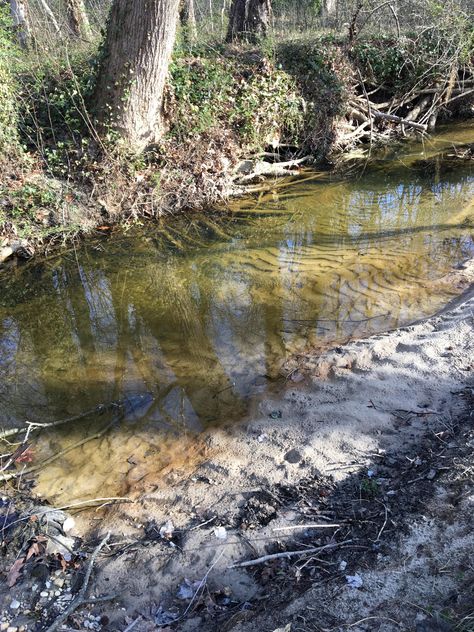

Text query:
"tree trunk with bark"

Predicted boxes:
[[321, 0, 336, 27], [8, 0, 31, 48], [65, 0, 92, 39], [226, 0, 271, 43], [180, 0, 197, 42], [93, 0, 180, 153]]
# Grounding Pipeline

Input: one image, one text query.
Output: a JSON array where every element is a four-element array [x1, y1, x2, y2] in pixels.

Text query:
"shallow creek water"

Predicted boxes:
[[1, 123, 474, 503]]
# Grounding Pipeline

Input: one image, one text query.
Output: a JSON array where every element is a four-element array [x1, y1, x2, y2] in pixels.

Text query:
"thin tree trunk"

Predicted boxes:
[[65, 0, 92, 39], [37, 0, 61, 34], [93, 0, 181, 153], [226, 0, 271, 43], [8, 0, 31, 48], [180, 0, 197, 42], [321, 0, 336, 27]]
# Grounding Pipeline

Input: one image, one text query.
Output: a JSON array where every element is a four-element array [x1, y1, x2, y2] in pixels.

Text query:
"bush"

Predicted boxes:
[[168, 51, 305, 150], [17, 48, 99, 177]]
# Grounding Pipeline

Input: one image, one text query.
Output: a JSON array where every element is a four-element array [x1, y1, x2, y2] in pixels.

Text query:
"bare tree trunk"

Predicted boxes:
[[226, 0, 271, 43], [8, 0, 31, 48], [180, 0, 197, 42], [65, 0, 92, 39], [321, 0, 336, 27], [37, 0, 61, 34], [93, 0, 181, 153]]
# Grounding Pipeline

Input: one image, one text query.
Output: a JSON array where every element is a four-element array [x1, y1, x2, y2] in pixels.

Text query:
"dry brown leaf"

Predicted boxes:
[[26, 542, 40, 561], [7, 557, 25, 587]]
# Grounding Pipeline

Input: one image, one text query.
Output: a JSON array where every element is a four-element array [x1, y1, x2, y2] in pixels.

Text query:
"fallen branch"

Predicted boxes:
[[4, 498, 133, 533], [0, 402, 117, 441], [44, 533, 112, 632], [229, 539, 352, 568], [273, 524, 341, 532], [234, 156, 311, 183], [371, 109, 428, 132], [123, 618, 143, 632], [0, 422, 113, 482]]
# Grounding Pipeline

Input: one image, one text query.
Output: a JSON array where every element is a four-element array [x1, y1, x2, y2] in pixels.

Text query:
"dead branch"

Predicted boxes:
[[371, 110, 427, 132], [273, 524, 341, 532], [44, 533, 112, 632], [229, 539, 352, 568], [0, 422, 114, 482], [0, 402, 117, 441], [234, 156, 311, 183]]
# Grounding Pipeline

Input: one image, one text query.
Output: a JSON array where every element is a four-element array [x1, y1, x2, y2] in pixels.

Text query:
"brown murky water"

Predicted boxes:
[[1, 123, 473, 503]]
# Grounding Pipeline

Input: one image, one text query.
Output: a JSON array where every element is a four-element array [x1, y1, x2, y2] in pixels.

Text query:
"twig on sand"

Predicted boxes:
[[323, 615, 402, 631], [273, 524, 341, 532], [170, 550, 225, 624], [229, 539, 352, 568], [44, 532, 112, 632], [373, 501, 389, 543], [123, 617, 143, 632], [1, 497, 133, 534]]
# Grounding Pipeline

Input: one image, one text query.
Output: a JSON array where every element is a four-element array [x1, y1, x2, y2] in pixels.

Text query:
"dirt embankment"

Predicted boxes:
[[1, 33, 473, 267], [1, 263, 473, 631]]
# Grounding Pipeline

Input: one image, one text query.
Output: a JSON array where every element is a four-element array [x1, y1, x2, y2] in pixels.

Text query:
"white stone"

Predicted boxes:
[[9, 600, 20, 610], [62, 517, 76, 534]]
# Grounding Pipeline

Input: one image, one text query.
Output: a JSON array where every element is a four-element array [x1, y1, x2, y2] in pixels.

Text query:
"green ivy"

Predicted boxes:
[[0, 5, 20, 154], [168, 53, 305, 150]]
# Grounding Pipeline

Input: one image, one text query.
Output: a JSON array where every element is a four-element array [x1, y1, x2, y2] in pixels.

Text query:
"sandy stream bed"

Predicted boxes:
[[1, 262, 474, 632]]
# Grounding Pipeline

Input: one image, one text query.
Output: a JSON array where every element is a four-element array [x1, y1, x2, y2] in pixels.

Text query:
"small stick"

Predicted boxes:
[[229, 540, 352, 568], [2, 497, 133, 533], [44, 533, 112, 632], [373, 501, 389, 543], [123, 617, 142, 632], [0, 403, 115, 441], [273, 524, 341, 532]]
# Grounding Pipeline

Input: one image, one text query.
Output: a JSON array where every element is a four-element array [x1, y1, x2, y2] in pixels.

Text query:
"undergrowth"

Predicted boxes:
[[0, 17, 473, 249], [0, 6, 21, 161]]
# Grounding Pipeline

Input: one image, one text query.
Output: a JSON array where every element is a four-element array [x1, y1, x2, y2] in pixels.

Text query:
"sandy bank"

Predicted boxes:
[[89, 264, 473, 630], [1, 262, 473, 632]]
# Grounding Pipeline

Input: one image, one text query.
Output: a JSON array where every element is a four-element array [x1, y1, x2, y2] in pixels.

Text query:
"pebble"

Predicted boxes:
[[7, 627, 18, 632], [39, 591, 48, 598], [284, 448, 302, 464], [1, 623, 9, 631], [9, 601, 20, 611]]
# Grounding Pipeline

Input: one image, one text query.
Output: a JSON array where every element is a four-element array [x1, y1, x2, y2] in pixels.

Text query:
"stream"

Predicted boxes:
[[0, 122, 473, 503]]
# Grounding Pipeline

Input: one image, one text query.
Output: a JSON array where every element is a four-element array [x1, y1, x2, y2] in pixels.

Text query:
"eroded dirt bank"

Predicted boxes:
[[1, 263, 473, 631]]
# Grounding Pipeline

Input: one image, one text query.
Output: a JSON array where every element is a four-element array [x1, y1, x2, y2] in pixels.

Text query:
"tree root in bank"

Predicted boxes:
[[337, 69, 474, 152], [233, 156, 312, 184]]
